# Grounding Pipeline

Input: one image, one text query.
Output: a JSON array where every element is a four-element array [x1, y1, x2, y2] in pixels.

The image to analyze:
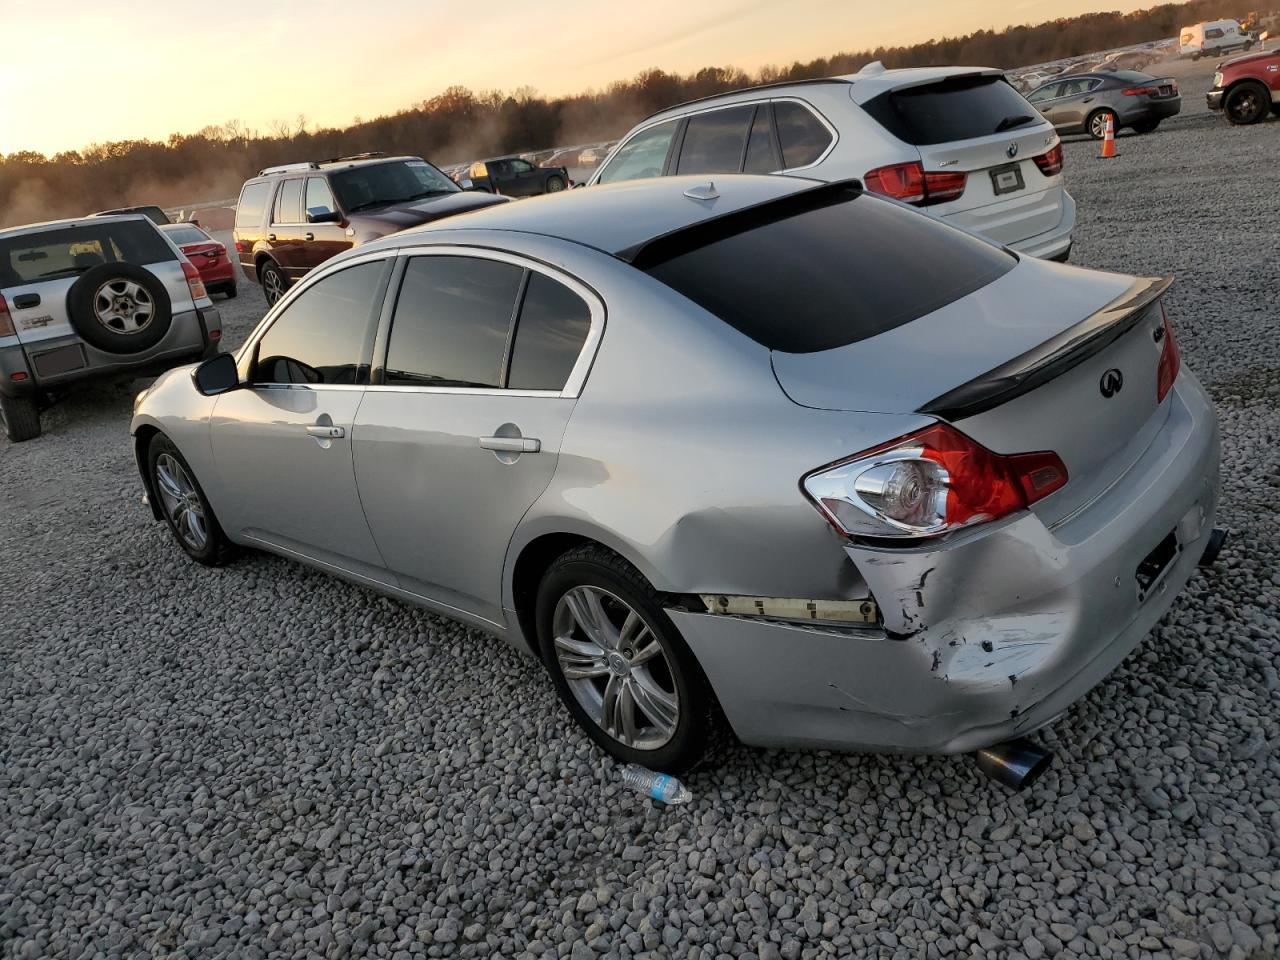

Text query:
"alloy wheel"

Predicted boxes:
[[154, 453, 208, 550], [93, 279, 154, 334], [552, 585, 679, 750], [1090, 113, 1111, 139], [263, 268, 285, 305]]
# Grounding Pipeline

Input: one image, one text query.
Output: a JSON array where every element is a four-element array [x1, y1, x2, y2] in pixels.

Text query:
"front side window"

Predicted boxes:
[[774, 101, 832, 168], [252, 262, 384, 385], [328, 160, 459, 213], [1027, 83, 1061, 104], [305, 178, 337, 219], [597, 120, 678, 184], [676, 105, 754, 175], [384, 256, 524, 388], [510, 159, 535, 174], [273, 179, 303, 224], [507, 272, 592, 391]]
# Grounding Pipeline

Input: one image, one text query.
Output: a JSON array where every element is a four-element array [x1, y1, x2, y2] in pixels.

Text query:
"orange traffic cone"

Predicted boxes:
[[1099, 116, 1118, 159]]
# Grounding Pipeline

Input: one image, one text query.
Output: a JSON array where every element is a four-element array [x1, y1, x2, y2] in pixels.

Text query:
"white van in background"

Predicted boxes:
[[1180, 20, 1253, 60]]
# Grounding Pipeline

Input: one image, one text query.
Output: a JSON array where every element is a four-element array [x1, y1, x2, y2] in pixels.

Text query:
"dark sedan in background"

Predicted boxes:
[[1027, 70, 1181, 138], [457, 156, 570, 196]]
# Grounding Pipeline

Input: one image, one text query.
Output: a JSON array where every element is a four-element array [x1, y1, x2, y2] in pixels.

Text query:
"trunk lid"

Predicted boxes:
[[772, 258, 1173, 524]]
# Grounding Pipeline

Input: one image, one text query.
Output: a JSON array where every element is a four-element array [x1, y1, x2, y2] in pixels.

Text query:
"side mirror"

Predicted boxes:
[[193, 352, 239, 396], [458, 178, 477, 190], [307, 209, 343, 224]]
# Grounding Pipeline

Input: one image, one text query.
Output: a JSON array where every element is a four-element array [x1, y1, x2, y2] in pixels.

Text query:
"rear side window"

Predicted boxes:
[[385, 256, 524, 388], [507, 272, 592, 391], [774, 101, 832, 168], [236, 181, 272, 229], [273, 179, 303, 223], [676, 105, 754, 175], [253, 262, 385, 385], [0, 221, 175, 285], [863, 76, 1042, 145], [743, 105, 780, 174], [597, 120, 678, 184], [638, 189, 1014, 354]]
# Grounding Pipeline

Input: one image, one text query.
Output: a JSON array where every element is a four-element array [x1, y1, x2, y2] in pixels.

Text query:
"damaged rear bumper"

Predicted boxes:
[[671, 375, 1219, 754]]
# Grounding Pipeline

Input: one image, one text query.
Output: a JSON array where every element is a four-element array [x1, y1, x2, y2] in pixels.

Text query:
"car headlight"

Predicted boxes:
[[1213, 72, 1224, 88]]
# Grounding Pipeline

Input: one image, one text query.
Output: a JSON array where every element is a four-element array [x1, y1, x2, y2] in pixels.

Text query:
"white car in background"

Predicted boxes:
[[589, 63, 1075, 261]]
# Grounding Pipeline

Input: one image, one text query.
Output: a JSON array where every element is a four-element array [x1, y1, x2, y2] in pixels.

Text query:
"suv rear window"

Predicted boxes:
[[236, 181, 272, 229], [637, 187, 1014, 354], [0, 221, 175, 286], [863, 76, 1041, 145]]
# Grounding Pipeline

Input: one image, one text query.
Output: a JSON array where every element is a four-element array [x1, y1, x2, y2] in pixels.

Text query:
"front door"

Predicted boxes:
[[353, 252, 599, 625], [302, 176, 352, 270], [211, 259, 392, 580]]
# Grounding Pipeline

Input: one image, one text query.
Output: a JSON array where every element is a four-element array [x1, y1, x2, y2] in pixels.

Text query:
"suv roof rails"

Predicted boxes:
[[641, 77, 852, 124], [258, 161, 320, 176], [317, 152, 388, 165]]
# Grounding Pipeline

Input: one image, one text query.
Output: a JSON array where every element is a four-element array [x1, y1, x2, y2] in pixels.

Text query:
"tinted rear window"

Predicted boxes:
[[863, 76, 1041, 145], [0, 221, 175, 286], [639, 189, 1014, 354], [163, 225, 210, 246], [774, 101, 832, 167], [236, 181, 272, 229], [507, 272, 592, 391]]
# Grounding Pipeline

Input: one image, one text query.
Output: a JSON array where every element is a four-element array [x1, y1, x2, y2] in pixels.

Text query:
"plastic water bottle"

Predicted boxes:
[[621, 764, 692, 804]]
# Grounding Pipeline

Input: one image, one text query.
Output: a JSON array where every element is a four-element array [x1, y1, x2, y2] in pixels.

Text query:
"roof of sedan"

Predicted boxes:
[[374, 175, 825, 259]]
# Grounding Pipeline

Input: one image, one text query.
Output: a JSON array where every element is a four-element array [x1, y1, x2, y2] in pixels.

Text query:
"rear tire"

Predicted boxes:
[[147, 433, 232, 566], [1088, 108, 1117, 140], [0, 394, 41, 442], [536, 545, 721, 774], [221, 283, 238, 299], [258, 260, 286, 306], [544, 176, 566, 194], [1225, 81, 1270, 124]]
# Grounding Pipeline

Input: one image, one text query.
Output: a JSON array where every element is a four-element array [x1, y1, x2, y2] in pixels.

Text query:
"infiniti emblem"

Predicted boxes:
[[1100, 368, 1124, 398], [1006, 141, 1019, 159]]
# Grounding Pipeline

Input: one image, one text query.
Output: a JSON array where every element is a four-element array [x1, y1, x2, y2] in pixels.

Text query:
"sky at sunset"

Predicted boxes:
[[2, 0, 1155, 155]]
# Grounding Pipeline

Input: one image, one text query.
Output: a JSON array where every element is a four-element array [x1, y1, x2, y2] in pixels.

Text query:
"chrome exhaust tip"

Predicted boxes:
[[1199, 527, 1228, 567], [974, 738, 1054, 791]]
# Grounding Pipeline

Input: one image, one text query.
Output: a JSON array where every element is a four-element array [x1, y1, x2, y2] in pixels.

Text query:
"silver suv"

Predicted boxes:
[[0, 215, 221, 442], [589, 64, 1075, 261]]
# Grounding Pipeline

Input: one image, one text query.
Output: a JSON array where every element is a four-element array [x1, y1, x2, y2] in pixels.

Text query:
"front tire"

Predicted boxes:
[[536, 545, 718, 774], [1225, 81, 1270, 124], [148, 433, 232, 566], [1088, 108, 1117, 140], [0, 393, 41, 442]]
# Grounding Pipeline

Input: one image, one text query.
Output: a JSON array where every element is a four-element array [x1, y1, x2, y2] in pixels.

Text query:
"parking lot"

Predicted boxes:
[[2, 58, 1279, 960]]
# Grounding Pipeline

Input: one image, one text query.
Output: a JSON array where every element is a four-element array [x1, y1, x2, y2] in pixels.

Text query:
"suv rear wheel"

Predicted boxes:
[[66, 263, 173, 354], [259, 260, 287, 306], [0, 394, 41, 442]]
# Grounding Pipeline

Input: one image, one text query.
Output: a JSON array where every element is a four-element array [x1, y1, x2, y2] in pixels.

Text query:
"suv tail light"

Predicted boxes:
[[864, 162, 967, 206], [181, 260, 208, 301], [235, 240, 251, 254], [1122, 85, 1159, 96], [1032, 142, 1064, 176], [1156, 302, 1180, 403], [802, 423, 1068, 539], [0, 294, 14, 338]]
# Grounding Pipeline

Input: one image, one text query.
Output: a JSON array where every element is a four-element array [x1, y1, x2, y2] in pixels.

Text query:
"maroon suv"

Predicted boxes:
[[234, 154, 506, 304]]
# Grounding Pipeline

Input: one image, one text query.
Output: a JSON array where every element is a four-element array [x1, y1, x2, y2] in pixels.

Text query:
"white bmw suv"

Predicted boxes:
[[588, 63, 1075, 261]]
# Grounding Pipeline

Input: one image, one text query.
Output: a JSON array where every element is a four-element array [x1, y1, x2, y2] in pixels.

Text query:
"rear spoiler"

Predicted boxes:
[[918, 275, 1173, 421]]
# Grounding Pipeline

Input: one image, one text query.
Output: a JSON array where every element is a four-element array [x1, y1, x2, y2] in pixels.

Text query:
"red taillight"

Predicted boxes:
[[1032, 142, 1064, 177], [864, 161, 967, 206], [181, 260, 208, 301], [208, 329, 221, 341], [802, 423, 1068, 539], [10, 371, 28, 382], [234, 240, 251, 254], [1122, 85, 1158, 96], [1156, 302, 1180, 403], [0, 294, 14, 338]]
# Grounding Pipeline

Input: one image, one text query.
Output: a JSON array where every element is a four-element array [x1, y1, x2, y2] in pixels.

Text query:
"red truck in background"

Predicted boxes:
[[1207, 48, 1280, 123]]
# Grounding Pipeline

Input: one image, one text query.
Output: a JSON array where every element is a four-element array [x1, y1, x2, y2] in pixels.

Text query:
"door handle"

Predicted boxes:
[[268, 233, 277, 242], [305, 232, 314, 241], [1082, 97, 1094, 103], [307, 424, 345, 439], [479, 436, 540, 453]]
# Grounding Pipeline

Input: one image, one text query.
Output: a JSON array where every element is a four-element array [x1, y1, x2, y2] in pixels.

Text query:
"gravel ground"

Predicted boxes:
[[3, 60, 1280, 960]]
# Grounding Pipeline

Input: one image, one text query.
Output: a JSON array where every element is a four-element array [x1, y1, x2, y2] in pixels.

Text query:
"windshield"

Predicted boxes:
[[163, 225, 211, 246], [328, 160, 459, 212]]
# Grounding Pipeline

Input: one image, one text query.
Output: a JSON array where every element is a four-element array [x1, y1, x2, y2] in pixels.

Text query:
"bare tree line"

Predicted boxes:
[[0, 0, 1261, 227]]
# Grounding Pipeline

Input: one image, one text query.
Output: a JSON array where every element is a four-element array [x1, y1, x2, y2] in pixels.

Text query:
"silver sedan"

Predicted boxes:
[[131, 175, 1220, 780]]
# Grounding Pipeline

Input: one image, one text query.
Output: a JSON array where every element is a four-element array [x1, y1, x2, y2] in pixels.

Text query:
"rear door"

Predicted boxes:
[[210, 258, 392, 580], [860, 74, 1066, 247], [353, 251, 600, 625], [268, 177, 307, 279], [673, 104, 755, 175]]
